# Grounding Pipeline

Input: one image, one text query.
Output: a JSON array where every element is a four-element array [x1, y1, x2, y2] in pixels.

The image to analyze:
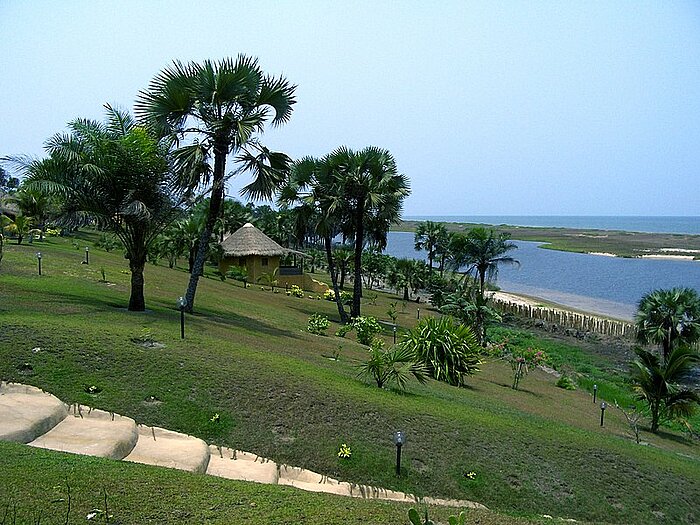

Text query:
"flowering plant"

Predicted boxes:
[[506, 346, 547, 390], [337, 443, 352, 458]]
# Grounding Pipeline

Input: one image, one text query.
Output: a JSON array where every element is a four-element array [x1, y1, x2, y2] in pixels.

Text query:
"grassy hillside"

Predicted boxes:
[[1, 234, 698, 524]]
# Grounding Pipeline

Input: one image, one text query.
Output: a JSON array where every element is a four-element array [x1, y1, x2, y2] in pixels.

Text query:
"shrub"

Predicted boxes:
[[286, 285, 304, 298], [505, 347, 548, 390], [307, 314, 330, 335], [358, 339, 428, 390], [339, 316, 384, 345], [339, 290, 353, 305], [95, 233, 120, 252], [556, 375, 577, 390], [323, 289, 336, 301], [401, 316, 481, 387]]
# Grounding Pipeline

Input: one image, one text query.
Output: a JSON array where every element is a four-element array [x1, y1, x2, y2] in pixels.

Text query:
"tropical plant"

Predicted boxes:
[[333, 244, 354, 289], [401, 317, 481, 387], [414, 220, 448, 274], [358, 340, 428, 390], [503, 346, 547, 390], [136, 56, 296, 313], [630, 345, 700, 433], [226, 265, 248, 284], [408, 508, 435, 525], [257, 267, 279, 290], [361, 248, 391, 289], [307, 313, 330, 335], [386, 257, 427, 301], [7, 187, 55, 240], [635, 287, 700, 362], [1, 214, 39, 244], [15, 105, 189, 311], [0, 166, 20, 192], [94, 233, 121, 252], [448, 227, 518, 298], [441, 281, 502, 344]]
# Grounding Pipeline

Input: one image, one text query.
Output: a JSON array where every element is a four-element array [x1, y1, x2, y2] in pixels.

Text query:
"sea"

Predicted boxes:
[[386, 216, 700, 321]]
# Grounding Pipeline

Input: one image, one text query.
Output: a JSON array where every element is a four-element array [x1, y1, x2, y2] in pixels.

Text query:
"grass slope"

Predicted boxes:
[[1, 235, 698, 524]]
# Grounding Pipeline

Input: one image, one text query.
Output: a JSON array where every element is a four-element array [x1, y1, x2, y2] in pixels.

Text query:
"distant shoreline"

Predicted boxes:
[[394, 219, 700, 259]]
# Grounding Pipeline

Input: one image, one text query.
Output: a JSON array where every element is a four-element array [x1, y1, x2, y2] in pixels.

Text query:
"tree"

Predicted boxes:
[[387, 257, 427, 301], [635, 288, 700, 362], [8, 187, 55, 239], [333, 245, 353, 289], [414, 221, 448, 274], [17, 105, 188, 311], [331, 146, 410, 317], [1, 214, 38, 245], [441, 281, 502, 344], [0, 166, 19, 193], [631, 346, 700, 433], [136, 56, 296, 313], [449, 227, 519, 298]]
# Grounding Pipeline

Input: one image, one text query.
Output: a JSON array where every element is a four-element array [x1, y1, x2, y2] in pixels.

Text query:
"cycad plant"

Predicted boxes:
[[358, 341, 428, 390], [402, 316, 481, 387]]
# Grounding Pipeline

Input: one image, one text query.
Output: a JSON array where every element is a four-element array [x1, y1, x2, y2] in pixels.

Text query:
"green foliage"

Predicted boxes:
[[358, 340, 428, 390], [307, 314, 330, 335], [499, 345, 548, 390], [226, 265, 248, 284], [631, 345, 700, 433], [556, 375, 577, 390], [408, 508, 435, 525], [350, 316, 384, 346], [402, 317, 481, 387], [387, 301, 398, 324], [286, 285, 304, 298], [441, 281, 502, 344], [95, 233, 121, 252], [386, 257, 427, 301]]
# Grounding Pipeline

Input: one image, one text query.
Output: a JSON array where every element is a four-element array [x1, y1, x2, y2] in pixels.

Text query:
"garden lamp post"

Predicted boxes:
[[177, 296, 187, 339], [393, 325, 397, 344], [417, 308, 420, 320], [36, 252, 42, 276], [600, 401, 607, 427], [393, 431, 405, 476], [84, 246, 89, 265], [593, 384, 598, 404]]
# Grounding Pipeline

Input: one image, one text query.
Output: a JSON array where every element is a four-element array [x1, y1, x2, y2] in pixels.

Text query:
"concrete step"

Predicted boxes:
[[0, 383, 68, 443], [29, 405, 137, 460], [206, 445, 279, 484], [124, 425, 210, 473]]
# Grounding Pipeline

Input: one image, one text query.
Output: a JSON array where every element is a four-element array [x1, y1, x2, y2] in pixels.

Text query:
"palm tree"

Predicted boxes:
[[635, 288, 700, 362], [1, 214, 38, 245], [136, 56, 296, 313], [8, 188, 54, 240], [15, 105, 188, 311], [331, 146, 410, 317], [387, 258, 427, 301], [333, 245, 354, 289], [449, 227, 519, 298], [414, 221, 448, 274], [631, 345, 700, 433]]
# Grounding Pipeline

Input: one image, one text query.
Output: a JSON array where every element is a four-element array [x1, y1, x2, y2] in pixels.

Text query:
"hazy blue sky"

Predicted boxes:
[[1, 1, 699, 215]]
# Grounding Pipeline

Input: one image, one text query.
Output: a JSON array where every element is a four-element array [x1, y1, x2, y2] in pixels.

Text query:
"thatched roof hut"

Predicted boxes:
[[220, 223, 292, 257]]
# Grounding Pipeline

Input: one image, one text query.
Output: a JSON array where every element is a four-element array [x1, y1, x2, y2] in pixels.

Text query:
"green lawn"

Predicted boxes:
[[1, 234, 698, 524]]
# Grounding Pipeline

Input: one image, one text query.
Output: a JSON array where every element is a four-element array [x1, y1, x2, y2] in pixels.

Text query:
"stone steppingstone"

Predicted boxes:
[[0, 383, 68, 443], [124, 425, 210, 473], [206, 445, 279, 484], [29, 406, 137, 460]]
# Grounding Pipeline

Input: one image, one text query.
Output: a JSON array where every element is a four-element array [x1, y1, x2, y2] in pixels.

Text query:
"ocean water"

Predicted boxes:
[[384, 232, 700, 320], [404, 216, 700, 235]]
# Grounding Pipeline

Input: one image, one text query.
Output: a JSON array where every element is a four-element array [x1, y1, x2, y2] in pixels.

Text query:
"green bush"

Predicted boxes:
[[95, 233, 120, 252], [401, 317, 481, 387], [556, 375, 577, 390], [307, 314, 330, 335], [352, 316, 383, 345], [286, 285, 304, 298], [358, 340, 428, 390]]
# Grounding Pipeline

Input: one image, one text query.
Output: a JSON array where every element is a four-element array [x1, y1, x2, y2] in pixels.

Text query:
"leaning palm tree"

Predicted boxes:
[[635, 287, 700, 362], [14, 105, 189, 311], [136, 56, 296, 313], [449, 227, 519, 298], [331, 146, 410, 318], [631, 345, 700, 433]]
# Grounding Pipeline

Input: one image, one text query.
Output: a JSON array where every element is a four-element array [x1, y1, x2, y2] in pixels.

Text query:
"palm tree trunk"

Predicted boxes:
[[184, 143, 227, 313], [403, 286, 409, 301], [128, 255, 147, 311], [351, 203, 365, 318], [324, 235, 348, 323]]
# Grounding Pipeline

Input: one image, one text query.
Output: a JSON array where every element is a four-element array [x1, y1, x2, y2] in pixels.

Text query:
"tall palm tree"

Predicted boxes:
[[278, 155, 349, 323], [331, 146, 410, 318], [635, 287, 700, 362], [414, 221, 448, 274], [631, 345, 700, 433], [15, 105, 188, 311], [387, 258, 427, 301], [136, 56, 296, 313], [449, 227, 519, 298]]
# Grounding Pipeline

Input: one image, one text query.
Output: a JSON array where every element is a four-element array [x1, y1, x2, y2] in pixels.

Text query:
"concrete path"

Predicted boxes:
[[0, 382, 486, 509]]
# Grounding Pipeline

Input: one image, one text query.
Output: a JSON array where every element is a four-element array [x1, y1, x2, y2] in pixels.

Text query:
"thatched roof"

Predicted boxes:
[[220, 223, 292, 257], [0, 193, 19, 219]]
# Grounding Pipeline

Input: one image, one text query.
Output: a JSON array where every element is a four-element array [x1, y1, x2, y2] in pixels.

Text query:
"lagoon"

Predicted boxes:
[[384, 232, 700, 320]]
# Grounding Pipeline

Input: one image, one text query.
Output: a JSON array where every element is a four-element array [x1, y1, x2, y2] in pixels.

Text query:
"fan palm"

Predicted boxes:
[[635, 287, 700, 362], [14, 105, 189, 311], [136, 56, 296, 312], [414, 221, 448, 274], [631, 345, 700, 432], [387, 257, 428, 301]]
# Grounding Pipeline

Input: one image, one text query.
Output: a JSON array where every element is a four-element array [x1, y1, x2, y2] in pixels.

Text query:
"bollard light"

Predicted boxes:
[[392, 431, 405, 476], [177, 296, 187, 339], [417, 308, 420, 320], [36, 252, 42, 276], [393, 325, 397, 344], [84, 246, 89, 265], [600, 401, 607, 427], [593, 384, 598, 404]]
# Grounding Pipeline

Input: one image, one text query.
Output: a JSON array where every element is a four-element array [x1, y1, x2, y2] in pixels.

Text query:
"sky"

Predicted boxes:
[[1, 1, 699, 216]]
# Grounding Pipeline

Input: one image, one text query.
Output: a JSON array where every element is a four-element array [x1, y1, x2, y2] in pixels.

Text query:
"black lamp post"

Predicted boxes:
[[417, 308, 420, 320], [600, 401, 607, 427], [177, 296, 187, 339], [84, 246, 89, 265], [393, 325, 397, 344], [36, 252, 42, 276], [392, 431, 405, 476], [593, 384, 598, 404]]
